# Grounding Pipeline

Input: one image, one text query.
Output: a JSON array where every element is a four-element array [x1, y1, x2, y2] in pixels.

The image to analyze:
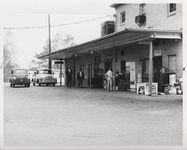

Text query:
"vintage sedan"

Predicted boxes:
[[9, 69, 31, 87], [33, 68, 57, 86]]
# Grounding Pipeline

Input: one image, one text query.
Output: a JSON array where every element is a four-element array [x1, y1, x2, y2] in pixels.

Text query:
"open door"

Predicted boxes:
[[153, 56, 162, 91]]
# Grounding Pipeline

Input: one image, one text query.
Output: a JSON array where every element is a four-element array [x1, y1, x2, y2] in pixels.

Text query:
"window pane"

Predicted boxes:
[[170, 3, 176, 12], [121, 12, 126, 23], [140, 4, 146, 15]]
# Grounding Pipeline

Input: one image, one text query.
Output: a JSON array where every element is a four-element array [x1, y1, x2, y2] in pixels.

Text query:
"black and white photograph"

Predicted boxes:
[[0, 0, 186, 149]]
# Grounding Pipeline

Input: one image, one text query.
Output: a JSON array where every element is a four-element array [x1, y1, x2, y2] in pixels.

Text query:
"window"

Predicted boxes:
[[120, 11, 126, 24], [139, 3, 146, 15], [169, 3, 176, 12], [145, 59, 149, 74], [120, 50, 124, 56], [13, 69, 28, 75], [168, 3, 176, 16], [168, 55, 177, 73], [120, 60, 126, 73], [94, 55, 101, 63], [142, 58, 150, 82]]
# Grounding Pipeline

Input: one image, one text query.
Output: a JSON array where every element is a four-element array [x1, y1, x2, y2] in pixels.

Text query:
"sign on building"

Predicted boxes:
[[154, 50, 162, 57]]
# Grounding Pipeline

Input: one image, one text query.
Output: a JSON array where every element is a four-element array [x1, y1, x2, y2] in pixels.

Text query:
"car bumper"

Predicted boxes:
[[38, 78, 57, 84]]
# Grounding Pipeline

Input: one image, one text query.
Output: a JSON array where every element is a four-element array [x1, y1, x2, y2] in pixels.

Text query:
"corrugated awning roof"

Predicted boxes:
[[110, 3, 125, 8], [38, 28, 182, 60]]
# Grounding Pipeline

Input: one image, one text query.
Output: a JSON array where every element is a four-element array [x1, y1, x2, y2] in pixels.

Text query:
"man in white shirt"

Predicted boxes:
[[105, 67, 113, 91]]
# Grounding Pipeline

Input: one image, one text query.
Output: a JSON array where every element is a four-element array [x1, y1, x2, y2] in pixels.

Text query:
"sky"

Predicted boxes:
[[1, 0, 116, 68], [1, 0, 185, 68]]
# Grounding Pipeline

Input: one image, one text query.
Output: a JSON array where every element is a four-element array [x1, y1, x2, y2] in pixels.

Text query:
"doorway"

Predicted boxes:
[[153, 56, 162, 71], [153, 56, 162, 91]]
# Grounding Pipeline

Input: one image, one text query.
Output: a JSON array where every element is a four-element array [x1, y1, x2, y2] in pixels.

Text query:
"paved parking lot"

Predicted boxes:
[[4, 82, 182, 147]]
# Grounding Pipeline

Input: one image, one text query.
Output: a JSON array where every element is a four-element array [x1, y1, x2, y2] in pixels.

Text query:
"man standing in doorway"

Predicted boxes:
[[77, 68, 84, 88], [66, 66, 73, 88], [105, 67, 113, 91]]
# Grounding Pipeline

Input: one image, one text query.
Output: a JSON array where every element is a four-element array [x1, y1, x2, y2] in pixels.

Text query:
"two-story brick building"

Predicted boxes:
[[113, 3, 182, 31], [39, 3, 182, 94]]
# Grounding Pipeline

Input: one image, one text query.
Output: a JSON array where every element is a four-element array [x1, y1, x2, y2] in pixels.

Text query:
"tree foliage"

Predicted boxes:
[[3, 31, 18, 81], [62, 34, 75, 49], [30, 33, 75, 69]]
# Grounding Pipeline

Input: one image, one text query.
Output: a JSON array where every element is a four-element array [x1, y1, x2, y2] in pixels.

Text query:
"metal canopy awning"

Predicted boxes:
[[38, 28, 182, 60]]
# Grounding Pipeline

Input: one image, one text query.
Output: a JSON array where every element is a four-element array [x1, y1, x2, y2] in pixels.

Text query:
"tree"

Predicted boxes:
[[29, 54, 48, 69], [30, 33, 75, 69], [3, 31, 18, 82], [62, 34, 75, 49], [51, 33, 64, 52]]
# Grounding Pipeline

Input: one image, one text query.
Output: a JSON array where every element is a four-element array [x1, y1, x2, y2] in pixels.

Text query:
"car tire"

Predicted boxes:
[[39, 83, 41, 86]]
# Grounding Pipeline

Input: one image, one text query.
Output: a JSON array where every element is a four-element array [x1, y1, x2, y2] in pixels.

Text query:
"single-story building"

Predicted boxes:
[[39, 28, 182, 95]]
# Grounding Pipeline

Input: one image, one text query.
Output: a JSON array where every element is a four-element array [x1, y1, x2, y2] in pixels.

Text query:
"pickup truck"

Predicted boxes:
[[32, 68, 57, 86]]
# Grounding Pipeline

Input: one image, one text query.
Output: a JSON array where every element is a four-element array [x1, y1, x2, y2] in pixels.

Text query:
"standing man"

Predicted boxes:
[[77, 68, 84, 88], [105, 67, 113, 91], [66, 66, 73, 88]]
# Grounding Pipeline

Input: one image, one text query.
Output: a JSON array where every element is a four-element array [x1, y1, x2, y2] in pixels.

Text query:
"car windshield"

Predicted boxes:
[[39, 70, 51, 74], [13, 69, 28, 75]]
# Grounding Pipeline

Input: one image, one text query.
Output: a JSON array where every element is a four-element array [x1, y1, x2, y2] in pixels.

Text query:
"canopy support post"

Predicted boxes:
[[148, 40, 153, 96]]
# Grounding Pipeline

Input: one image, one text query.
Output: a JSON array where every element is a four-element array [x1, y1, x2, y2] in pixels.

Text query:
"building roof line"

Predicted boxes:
[[110, 4, 126, 8], [38, 28, 182, 59]]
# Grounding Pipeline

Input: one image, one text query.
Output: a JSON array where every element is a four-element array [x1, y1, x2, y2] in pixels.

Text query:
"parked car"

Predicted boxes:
[[9, 69, 31, 87], [32, 68, 57, 86]]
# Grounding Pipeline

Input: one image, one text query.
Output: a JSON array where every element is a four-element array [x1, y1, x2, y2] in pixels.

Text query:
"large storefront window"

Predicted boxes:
[[120, 60, 126, 73], [168, 54, 177, 73], [142, 58, 149, 82]]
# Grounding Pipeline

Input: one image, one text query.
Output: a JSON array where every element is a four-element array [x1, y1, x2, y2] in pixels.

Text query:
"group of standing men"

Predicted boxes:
[[65, 66, 84, 88], [65, 66, 115, 91]]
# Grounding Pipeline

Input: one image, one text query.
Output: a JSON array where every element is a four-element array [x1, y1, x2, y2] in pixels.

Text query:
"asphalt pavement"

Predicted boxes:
[[3, 82, 183, 147]]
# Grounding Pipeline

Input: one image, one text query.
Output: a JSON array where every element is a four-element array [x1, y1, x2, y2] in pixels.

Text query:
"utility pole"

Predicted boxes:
[[48, 14, 52, 71]]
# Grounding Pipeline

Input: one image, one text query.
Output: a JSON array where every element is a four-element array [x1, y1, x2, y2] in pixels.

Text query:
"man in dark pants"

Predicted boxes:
[[66, 66, 73, 88], [77, 68, 84, 88]]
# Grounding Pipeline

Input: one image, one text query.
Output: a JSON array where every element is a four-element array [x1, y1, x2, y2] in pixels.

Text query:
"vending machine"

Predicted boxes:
[[126, 62, 142, 91]]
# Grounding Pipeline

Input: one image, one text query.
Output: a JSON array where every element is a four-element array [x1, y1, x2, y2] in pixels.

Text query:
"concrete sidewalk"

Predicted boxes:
[[54, 85, 183, 102]]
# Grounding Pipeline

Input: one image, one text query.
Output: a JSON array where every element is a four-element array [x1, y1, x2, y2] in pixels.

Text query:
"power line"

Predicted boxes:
[[3, 15, 112, 30]]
